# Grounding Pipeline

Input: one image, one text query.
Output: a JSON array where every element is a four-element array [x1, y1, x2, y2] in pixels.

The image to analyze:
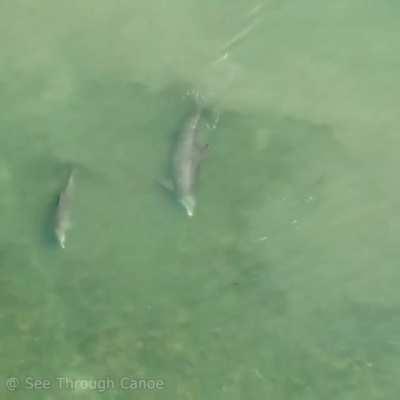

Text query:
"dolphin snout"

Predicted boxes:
[[56, 231, 66, 249], [181, 195, 196, 218]]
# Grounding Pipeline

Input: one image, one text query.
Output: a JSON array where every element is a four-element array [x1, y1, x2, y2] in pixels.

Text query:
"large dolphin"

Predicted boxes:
[[170, 105, 208, 217], [54, 169, 75, 248]]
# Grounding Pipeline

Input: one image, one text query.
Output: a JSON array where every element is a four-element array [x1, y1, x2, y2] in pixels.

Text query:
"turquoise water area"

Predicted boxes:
[[1, 1, 399, 399]]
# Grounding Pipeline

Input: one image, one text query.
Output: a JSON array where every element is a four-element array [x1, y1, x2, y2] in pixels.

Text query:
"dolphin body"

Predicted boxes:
[[171, 106, 207, 217], [54, 170, 75, 248]]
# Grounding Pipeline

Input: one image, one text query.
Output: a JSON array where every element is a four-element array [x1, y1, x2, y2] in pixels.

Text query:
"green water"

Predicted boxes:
[[1, 1, 399, 399]]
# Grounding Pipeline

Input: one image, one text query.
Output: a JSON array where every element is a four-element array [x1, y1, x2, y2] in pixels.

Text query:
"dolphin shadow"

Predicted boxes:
[[40, 193, 60, 249]]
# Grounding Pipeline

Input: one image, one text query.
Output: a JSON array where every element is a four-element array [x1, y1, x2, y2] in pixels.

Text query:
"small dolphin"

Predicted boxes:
[[169, 105, 208, 217], [54, 169, 75, 248]]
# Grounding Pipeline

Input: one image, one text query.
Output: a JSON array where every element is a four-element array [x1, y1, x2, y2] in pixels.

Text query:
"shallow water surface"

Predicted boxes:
[[0, 1, 399, 399]]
